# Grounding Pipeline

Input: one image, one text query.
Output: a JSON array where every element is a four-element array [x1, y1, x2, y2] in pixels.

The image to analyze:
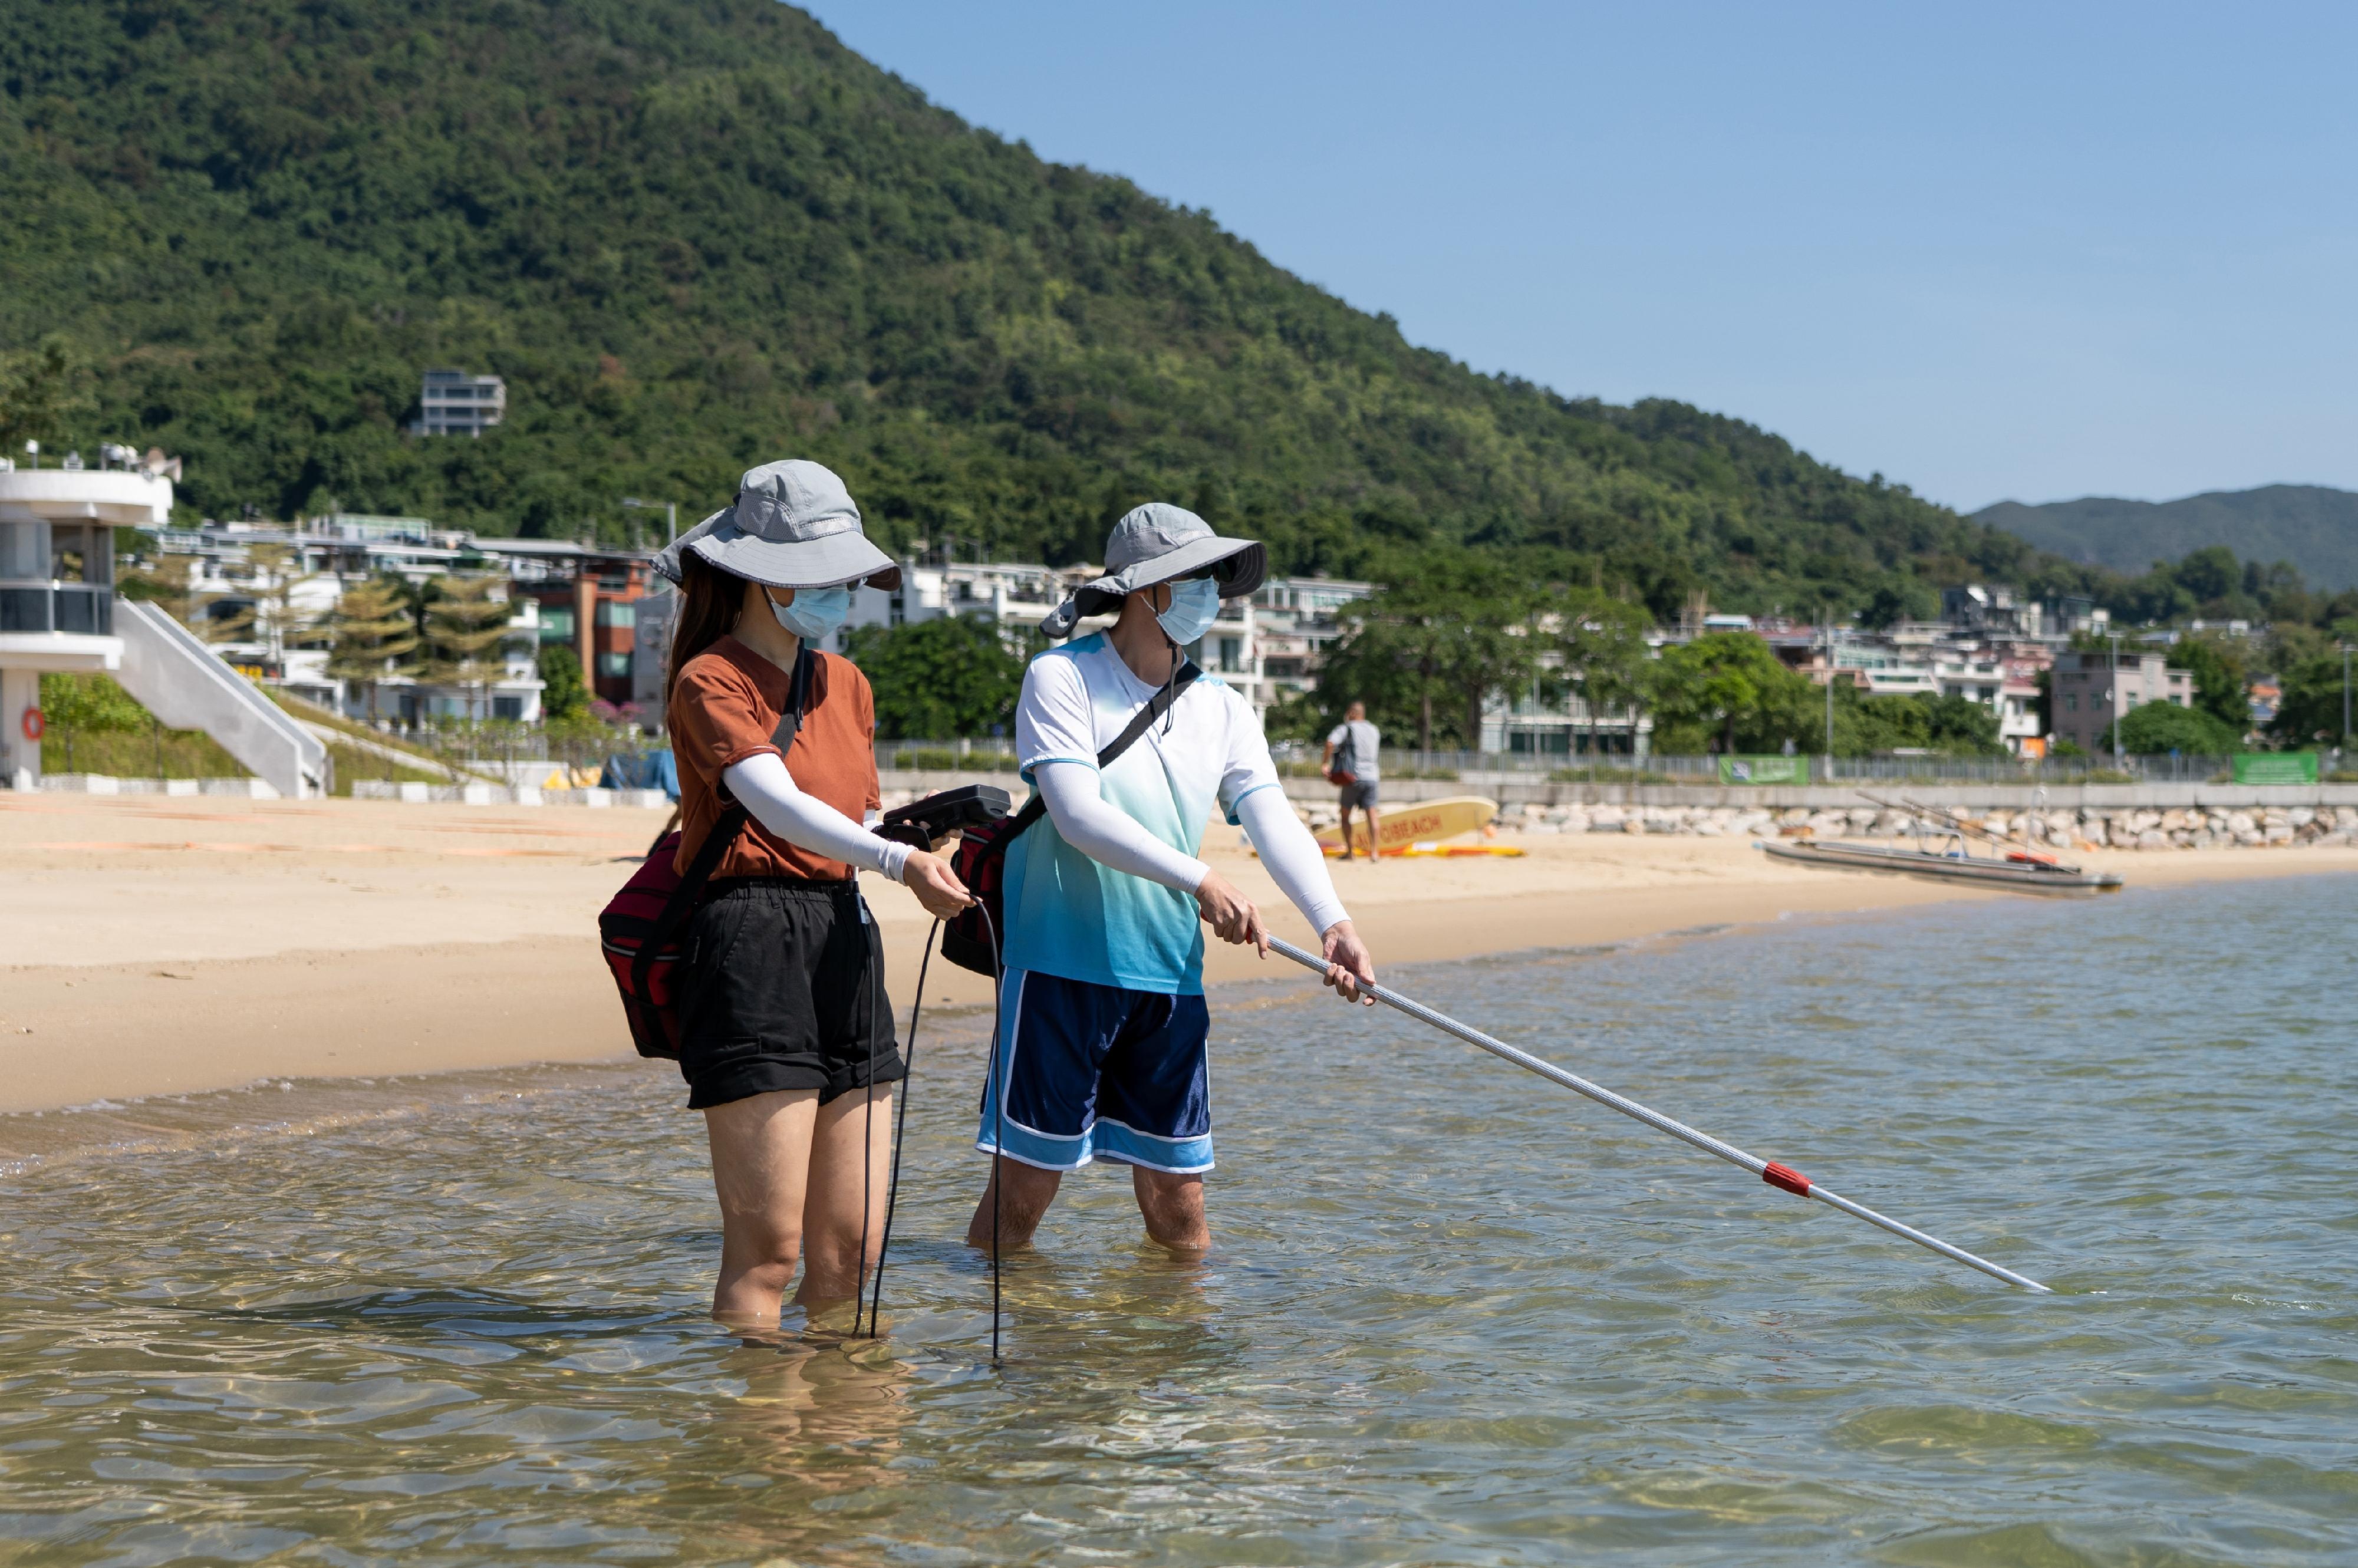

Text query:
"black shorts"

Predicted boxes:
[[674, 878, 903, 1111]]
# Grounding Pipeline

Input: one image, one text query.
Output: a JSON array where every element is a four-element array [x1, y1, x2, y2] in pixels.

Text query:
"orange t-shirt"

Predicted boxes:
[[667, 635, 882, 882]]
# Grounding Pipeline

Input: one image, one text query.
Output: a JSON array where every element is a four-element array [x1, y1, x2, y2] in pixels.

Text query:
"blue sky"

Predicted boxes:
[[811, 1, 2357, 515]]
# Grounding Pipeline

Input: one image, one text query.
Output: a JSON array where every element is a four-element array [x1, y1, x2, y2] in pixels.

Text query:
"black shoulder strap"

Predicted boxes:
[[994, 658, 1201, 849], [633, 646, 814, 997]]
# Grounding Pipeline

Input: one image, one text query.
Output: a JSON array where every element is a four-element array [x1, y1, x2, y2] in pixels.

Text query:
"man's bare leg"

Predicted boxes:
[[1339, 803, 1358, 859], [1131, 1167, 1208, 1251], [1363, 802, 1381, 863], [965, 1155, 1062, 1250]]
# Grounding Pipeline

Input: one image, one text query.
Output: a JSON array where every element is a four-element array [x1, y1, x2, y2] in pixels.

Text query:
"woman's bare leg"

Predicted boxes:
[[704, 1088, 819, 1329], [798, 1085, 895, 1307]]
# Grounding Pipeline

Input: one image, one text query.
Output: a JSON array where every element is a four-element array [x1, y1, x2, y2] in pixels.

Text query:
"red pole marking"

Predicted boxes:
[[1762, 1161, 1812, 1197]]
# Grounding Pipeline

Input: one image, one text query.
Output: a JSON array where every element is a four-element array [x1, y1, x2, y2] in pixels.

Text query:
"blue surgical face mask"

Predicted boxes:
[[1154, 577, 1220, 645], [769, 585, 852, 643]]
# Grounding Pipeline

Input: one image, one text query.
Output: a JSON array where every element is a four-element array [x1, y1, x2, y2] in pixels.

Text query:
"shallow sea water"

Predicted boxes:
[[4, 876, 2356, 1566]]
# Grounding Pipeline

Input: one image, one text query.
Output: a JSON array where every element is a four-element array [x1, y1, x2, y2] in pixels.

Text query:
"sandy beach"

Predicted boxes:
[[5, 789, 2353, 1115]]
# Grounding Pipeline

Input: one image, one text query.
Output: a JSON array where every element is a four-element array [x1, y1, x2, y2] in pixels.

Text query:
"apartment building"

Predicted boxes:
[[2048, 650, 2195, 755], [840, 556, 1309, 713], [412, 370, 508, 437], [476, 539, 663, 710], [1252, 576, 1374, 700]]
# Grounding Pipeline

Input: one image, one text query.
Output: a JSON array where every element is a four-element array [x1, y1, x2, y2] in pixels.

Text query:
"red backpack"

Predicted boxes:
[[938, 661, 1198, 976], [599, 648, 810, 1058]]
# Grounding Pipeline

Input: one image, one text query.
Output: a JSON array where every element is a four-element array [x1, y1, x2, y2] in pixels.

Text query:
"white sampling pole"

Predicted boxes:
[[1268, 938, 2051, 1293]]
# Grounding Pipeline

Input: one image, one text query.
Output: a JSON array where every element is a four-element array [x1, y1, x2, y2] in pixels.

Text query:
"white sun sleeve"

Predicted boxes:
[[720, 753, 913, 882], [1234, 786, 1349, 935], [1033, 760, 1210, 893]]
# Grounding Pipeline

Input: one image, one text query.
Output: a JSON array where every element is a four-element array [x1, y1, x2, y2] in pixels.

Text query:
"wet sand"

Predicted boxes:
[[5, 790, 2353, 1114]]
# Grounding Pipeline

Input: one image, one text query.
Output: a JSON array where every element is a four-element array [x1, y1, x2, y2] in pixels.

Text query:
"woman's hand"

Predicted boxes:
[[901, 850, 973, 920], [1194, 869, 1269, 954], [1319, 918, 1376, 1005]]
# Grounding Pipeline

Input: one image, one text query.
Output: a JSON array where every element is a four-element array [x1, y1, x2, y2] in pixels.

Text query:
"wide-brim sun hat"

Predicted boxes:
[[652, 459, 902, 591], [1040, 502, 1266, 639]]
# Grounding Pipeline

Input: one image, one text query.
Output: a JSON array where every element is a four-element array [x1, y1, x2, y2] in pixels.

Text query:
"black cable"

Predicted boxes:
[[865, 917, 937, 1337], [853, 890, 877, 1338], [982, 899, 1004, 1365]]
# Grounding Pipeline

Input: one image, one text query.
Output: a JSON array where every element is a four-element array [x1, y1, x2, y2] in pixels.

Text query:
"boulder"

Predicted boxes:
[[2138, 829, 2169, 851]]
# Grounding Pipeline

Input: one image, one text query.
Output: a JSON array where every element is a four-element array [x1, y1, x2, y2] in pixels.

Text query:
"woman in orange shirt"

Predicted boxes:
[[656, 460, 970, 1333]]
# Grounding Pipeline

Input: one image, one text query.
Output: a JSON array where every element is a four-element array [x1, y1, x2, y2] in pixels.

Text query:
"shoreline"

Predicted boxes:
[[7, 792, 2354, 1121]]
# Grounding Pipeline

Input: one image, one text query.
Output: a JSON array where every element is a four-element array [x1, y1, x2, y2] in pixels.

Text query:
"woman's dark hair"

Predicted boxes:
[[666, 550, 749, 697]]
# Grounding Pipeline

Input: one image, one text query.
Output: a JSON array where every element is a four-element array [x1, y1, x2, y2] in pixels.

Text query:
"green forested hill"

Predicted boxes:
[[4, 0, 2038, 615]]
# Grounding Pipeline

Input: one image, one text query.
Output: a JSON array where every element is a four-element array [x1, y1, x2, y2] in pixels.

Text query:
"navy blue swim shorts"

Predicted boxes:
[[974, 968, 1212, 1174]]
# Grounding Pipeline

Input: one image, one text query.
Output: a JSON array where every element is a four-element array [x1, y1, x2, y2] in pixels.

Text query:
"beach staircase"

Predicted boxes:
[[112, 598, 330, 799]]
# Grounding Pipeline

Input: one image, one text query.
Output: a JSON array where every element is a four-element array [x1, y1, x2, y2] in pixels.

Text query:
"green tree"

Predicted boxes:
[[1648, 632, 1809, 753], [38, 671, 149, 732], [2267, 641, 2357, 750], [422, 575, 515, 721], [536, 644, 590, 722], [1921, 693, 2004, 755], [843, 614, 1029, 740], [325, 577, 420, 722], [243, 542, 314, 663], [1318, 561, 1543, 752], [2103, 700, 2240, 756], [1550, 592, 1654, 755], [0, 337, 95, 454], [2168, 634, 2251, 738], [1258, 689, 1331, 746]]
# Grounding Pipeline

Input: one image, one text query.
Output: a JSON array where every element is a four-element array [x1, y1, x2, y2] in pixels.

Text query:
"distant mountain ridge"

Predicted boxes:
[[1974, 486, 2358, 592]]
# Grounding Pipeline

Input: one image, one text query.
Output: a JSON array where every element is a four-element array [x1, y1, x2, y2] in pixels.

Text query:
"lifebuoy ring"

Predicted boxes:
[[20, 706, 42, 742]]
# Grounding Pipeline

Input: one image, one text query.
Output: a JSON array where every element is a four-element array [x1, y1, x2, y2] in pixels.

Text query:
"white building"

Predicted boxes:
[[842, 556, 1292, 714], [1931, 654, 2043, 752], [0, 463, 162, 784], [136, 519, 544, 724], [1252, 575, 1374, 700], [1, 456, 330, 795], [413, 370, 507, 437]]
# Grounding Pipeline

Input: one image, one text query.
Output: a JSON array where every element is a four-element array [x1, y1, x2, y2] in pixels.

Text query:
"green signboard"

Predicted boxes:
[[1718, 755, 1810, 785], [2232, 752, 2318, 785]]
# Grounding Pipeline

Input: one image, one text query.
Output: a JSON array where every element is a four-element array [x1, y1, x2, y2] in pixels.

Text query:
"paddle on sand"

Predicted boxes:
[[1268, 937, 2051, 1293]]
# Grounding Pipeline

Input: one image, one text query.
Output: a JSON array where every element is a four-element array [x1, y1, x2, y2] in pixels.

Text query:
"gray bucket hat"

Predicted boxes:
[[653, 459, 901, 591], [1039, 502, 1266, 640]]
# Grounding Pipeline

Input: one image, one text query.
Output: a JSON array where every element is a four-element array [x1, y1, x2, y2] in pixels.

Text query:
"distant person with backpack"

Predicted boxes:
[[653, 460, 971, 1333], [964, 503, 1378, 1259], [1323, 701, 1382, 861]]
